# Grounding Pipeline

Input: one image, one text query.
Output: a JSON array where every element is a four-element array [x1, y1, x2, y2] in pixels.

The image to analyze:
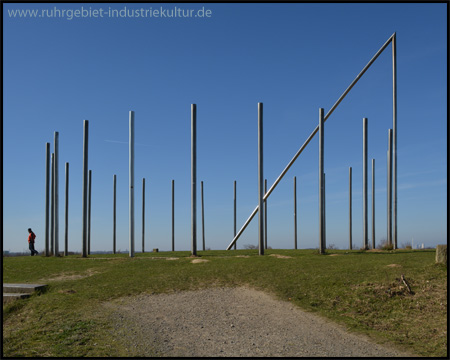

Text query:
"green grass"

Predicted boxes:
[[3, 249, 447, 357]]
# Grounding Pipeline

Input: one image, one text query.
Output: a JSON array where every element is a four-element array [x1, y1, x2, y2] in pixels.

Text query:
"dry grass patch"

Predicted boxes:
[[191, 259, 210, 264], [39, 269, 100, 282], [269, 254, 292, 259], [57, 289, 77, 294]]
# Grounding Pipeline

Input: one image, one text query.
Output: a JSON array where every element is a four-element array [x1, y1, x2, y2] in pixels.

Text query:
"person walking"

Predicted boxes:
[[28, 228, 39, 256]]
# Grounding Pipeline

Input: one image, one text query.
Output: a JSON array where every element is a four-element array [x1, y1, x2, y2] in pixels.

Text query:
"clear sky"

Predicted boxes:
[[3, 3, 447, 253]]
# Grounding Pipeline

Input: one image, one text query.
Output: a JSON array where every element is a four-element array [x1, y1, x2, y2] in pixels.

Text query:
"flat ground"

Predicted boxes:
[[3, 249, 447, 357], [106, 286, 414, 357]]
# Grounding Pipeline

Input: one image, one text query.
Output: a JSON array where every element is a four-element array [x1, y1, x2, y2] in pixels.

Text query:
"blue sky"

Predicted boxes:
[[3, 3, 447, 253]]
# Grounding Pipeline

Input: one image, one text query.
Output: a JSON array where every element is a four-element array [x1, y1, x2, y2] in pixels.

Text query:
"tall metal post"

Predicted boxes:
[[142, 178, 145, 253], [113, 174, 116, 254], [54, 131, 59, 256], [50, 153, 55, 256], [172, 179, 175, 252], [233, 180, 237, 250], [324, 172, 326, 248], [258, 102, 264, 255], [82, 120, 89, 257], [371, 159, 375, 249], [191, 104, 197, 256], [129, 111, 135, 257], [363, 118, 368, 250], [294, 176, 297, 250], [386, 151, 389, 244], [45, 143, 50, 257], [318, 108, 325, 254], [349, 167, 352, 250], [264, 179, 268, 249], [64, 162, 69, 256], [88, 169, 92, 255], [201, 181, 205, 251], [392, 33, 398, 250], [387, 129, 393, 246]]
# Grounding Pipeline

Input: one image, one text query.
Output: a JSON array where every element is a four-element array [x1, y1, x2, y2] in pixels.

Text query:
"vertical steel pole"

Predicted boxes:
[[324, 172, 326, 247], [386, 150, 389, 244], [45, 143, 50, 257], [201, 181, 205, 251], [264, 179, 268, 249], [113, 174, 116, 254], [54, 131, 59, 256], [50, 153, 55, 256], [258, 102, 264, 255], [363, 118, 368, 250], [172, 180, 175, 251], [191, 104, 197, 256], [392, 33, 398, 250], [371, 159, 375, 249], [294, 176, 297, 250], [64, 162, 69, 256], [82, 120, 89, 257], [234, 180, 237, 250], [349, 167, 352, 250], [172, 179, 175, 252], [142, 178, 145, 253], [88, 169, 92, 255], [129, 111, 135, 257], [387, 129, 393, 246], [318, 108, 325, 254]]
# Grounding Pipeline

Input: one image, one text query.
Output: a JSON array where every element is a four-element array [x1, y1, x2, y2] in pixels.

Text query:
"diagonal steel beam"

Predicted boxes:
[[227, 33, 395, 250]]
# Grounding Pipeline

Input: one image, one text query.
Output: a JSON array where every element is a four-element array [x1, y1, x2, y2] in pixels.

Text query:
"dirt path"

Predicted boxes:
[[105, 287, 414, 357]]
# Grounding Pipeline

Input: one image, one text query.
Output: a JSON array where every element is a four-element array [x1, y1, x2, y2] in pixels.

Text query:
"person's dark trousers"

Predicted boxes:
[[29, 243, 38, 256]]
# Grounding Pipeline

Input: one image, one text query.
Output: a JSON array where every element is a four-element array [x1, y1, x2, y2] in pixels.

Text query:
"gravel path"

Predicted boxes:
[[105, 286, 414, 357]]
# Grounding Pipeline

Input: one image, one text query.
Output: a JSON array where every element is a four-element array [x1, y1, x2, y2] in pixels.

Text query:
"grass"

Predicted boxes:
[[2, 248, 447, 357]]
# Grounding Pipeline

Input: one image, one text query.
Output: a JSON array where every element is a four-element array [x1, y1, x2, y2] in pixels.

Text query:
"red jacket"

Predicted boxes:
[[28, 232, 36, 243]]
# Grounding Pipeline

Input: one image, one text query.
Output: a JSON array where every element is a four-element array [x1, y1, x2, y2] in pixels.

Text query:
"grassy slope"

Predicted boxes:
[[2, 249, 447, 357]]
